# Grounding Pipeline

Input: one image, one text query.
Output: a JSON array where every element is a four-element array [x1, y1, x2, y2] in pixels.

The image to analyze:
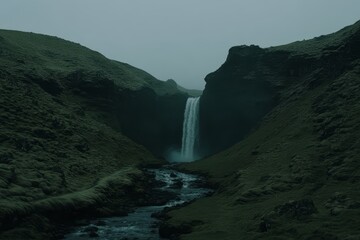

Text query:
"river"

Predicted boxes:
[[63, 167, 211, 239]]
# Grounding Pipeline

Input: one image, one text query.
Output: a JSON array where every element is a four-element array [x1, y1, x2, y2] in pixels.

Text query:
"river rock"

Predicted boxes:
[[170, 179, 183, 189], [83, 226, 99, 238]]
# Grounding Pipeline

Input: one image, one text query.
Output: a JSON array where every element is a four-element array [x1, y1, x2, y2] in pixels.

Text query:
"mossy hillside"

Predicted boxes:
[[271, 20, 360, 57], [0, 167, 152, 240], [0, 71, 162, 234], [0, 29, 192, 157], [165, 23, 360, 239], [0, 29, 178, 93], [0, 29, 171, 238], [165, 79, 203, 97], [1, 166, 141, 215]]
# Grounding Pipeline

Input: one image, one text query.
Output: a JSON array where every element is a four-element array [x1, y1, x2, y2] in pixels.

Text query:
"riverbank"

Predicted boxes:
[[63, 167, 211, 239], [0, 166, 167, 239]]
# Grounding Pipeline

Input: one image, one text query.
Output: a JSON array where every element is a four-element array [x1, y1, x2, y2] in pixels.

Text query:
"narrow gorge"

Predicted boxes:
[[0, 17, 359, 240]]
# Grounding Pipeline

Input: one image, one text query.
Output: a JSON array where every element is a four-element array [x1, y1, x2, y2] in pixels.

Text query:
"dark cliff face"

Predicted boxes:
[[114, 88, 188, 157], [200, 46, 276, 156], [199, 21, 360, 156], [63, 70, 189, 158]]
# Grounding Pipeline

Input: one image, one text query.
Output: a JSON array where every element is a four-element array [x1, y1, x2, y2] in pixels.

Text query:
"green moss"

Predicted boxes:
[[0, 167, 140, 217], [0, 29, 181, 95]]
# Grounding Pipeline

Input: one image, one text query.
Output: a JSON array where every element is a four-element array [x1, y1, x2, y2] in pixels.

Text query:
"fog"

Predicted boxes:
[[0, 0, 359, 89]]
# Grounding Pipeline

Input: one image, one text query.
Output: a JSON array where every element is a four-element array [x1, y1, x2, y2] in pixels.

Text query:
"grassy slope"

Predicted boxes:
[[167, 23, 360, 239], [0, 29, 179, 95], [270, 20, 360, 57], [177, 85, 202, 97], [0, 30, 166, 238], [164, 79, 203, 97]]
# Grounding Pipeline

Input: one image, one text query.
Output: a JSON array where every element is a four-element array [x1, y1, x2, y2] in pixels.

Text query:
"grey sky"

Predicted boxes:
[[0, 1, 359, 89]]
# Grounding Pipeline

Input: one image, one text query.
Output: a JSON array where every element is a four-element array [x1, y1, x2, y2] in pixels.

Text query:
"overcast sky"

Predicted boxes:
[[0, 1, 359, 89]]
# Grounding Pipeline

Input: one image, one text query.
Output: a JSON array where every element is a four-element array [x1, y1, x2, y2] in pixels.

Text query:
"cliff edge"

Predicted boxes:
[[199, 20, 360, 157]]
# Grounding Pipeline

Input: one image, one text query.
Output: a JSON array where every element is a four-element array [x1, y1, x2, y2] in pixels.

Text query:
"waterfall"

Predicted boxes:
[[181, 97, 200, 161]]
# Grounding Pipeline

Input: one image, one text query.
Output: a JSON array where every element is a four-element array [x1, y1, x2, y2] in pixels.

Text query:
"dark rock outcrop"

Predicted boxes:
[[199, 20, 360, 156], [67, 73, 189, 157], [116, 88, 188, 157], [62, 69, 190, 157], [200, 45, 277, 156]]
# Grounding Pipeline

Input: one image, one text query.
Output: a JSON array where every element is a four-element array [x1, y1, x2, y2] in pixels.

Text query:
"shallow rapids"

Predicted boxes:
[[64, 168, 211, 239]]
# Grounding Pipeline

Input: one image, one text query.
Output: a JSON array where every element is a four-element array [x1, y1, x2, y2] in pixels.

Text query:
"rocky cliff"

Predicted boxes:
[[164, 21, 360, 239], [199, 20, 360, 156]]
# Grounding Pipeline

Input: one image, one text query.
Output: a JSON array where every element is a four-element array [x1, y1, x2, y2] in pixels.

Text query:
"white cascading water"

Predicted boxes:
[[181, 97, 200, 161]]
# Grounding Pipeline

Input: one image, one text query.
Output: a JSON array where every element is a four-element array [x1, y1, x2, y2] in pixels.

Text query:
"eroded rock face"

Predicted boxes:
[[117, 88, 188, 157], [199, 21, 360, 157], [199, 45, 279, 156], [63, 69, 189, 157]]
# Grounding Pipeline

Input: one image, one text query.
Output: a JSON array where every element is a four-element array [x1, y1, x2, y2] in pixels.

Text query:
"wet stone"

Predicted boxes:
[[170, 179, 183, 189]]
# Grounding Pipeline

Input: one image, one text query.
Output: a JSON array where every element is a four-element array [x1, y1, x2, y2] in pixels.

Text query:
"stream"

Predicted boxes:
[[63, 168, 211, 239]]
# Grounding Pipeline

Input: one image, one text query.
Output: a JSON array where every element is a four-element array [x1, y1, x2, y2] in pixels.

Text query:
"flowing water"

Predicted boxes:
[[181, 97, 200, 161], [64, 168, 211, 239]]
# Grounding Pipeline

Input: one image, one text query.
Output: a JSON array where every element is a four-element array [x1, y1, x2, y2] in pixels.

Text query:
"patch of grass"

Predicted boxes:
[[0, 166, 140, 218], [269, 20, 360, 57]]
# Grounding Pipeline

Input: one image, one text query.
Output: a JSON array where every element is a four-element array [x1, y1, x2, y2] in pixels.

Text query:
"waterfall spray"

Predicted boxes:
[[181, 97, 200, 161]]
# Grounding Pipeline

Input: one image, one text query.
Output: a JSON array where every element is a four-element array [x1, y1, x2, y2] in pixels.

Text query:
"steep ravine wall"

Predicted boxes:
[[116, 88, 188, 157], [199, 21, 360, 157], [65, 70, 189, 158], [199, 46, 277, 156]]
